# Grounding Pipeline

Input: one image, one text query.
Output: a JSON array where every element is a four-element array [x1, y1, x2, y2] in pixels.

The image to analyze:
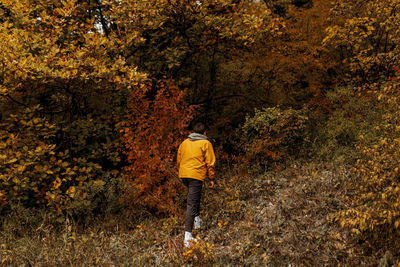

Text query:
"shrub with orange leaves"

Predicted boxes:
[[121, 79, 195, 214]]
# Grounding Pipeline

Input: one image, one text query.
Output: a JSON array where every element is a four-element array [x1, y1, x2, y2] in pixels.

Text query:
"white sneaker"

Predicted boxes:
[[184, 231, 198, 247], [194, 216, 202, 230]]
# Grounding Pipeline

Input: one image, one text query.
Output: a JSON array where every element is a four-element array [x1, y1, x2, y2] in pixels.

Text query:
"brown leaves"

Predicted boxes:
[[121, 78, 195, 214]]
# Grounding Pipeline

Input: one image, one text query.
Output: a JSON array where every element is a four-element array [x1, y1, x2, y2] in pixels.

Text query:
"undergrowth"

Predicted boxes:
[[2, 161, 396, 266]]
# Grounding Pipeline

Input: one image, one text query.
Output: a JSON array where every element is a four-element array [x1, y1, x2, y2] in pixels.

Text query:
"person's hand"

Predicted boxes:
[[208, 180, 215, 189]]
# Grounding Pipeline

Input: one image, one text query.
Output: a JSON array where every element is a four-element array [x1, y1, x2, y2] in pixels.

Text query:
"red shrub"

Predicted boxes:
[[121, 79, 195, 213]]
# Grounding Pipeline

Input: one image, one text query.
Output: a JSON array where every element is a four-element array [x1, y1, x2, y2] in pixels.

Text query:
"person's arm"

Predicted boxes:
[[204, 141, 216, 180]]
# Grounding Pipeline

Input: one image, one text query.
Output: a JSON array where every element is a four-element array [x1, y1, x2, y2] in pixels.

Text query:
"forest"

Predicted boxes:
[[1, 0, 400, 265]]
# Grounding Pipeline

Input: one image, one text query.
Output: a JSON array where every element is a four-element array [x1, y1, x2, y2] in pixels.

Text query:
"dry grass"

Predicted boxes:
[[1, 162, 398, 266]]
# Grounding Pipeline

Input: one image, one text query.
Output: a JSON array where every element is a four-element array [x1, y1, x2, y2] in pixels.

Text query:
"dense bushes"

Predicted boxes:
[[323, 0, 400, 84], [121, 79, 194, 214], [312, 86, 382, 162], [240, 107, 309, 168], [0, 0, 141, 218], [0, 106, 111, 217], [336, 71, 400, 255]]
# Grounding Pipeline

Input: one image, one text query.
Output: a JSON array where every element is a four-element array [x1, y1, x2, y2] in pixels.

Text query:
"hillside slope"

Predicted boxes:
[[0, 163, 395, 266]]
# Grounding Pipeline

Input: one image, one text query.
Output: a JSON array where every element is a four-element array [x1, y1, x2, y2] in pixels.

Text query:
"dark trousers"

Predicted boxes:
[[182, 178, 203, 232]]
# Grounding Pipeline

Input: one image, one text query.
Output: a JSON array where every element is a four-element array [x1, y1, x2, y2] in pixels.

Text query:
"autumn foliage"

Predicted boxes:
[[323, 0, 400, 84], [336, 70, 400, 245], [0, 0, 142, 216], [2, 0, 400, 264], [121, 79, 194, 214], [0, 106, 106, 216], [241, 107, 309, 167]]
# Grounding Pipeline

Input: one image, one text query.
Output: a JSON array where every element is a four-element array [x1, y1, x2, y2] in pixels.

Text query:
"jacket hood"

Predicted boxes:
[[188, 133, 208, 141]]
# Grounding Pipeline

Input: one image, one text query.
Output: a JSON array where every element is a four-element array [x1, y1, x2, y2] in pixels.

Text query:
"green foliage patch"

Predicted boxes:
[[312, 86, 383, 163], [240, 106, 309, 168]]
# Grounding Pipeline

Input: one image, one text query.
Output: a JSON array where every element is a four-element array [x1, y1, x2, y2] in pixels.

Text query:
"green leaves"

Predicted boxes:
[[241, 107, 309, 165]]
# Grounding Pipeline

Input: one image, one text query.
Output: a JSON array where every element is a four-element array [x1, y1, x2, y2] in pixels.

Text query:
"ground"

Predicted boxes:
[[0, 162, 392, 266]]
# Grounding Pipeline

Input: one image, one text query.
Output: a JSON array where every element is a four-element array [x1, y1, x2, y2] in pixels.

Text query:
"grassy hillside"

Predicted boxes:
[[3, 162, 394, 266]]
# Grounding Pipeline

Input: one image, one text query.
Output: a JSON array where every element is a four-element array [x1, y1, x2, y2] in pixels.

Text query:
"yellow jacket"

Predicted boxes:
[[177, 136, 216, 181]]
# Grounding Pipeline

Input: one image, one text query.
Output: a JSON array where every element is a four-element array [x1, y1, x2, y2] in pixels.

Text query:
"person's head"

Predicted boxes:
[[192, 122, 206, 135]]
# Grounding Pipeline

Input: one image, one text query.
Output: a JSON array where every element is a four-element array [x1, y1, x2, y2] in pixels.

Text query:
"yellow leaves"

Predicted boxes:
[[0, 107, 108, 216], [324, 0, 400, 84], [54, 0, 77, 18], [1, 256, 9, 265], [339, 92, 400, 234], [0, 190, 7, 203], [34, 164, 50, 173], [61, 162, 69, 168], [217, 220, 227, 228], [93, 180, 105, 187], [2, 21, 11, 29], [6, 158, 17, 164], [46, 192, 56, 201], [0, 1, 142, 89], [52, 177, 62, 189], [17, 165, 26, 173], [62, 0, 76, 11], [94, 164, 102, 170], [183, 238, 214, 263], [66, 186, 76, 198], [0, 84, 8, 95]]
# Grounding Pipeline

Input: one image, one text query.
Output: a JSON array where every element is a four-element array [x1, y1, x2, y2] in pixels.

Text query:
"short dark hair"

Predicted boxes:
[[192, 122, 206, 134]]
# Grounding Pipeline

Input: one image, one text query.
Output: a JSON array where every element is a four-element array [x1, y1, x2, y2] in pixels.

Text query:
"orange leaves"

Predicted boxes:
[[121, 78, 195, 213], [0, 190, 7, 206]]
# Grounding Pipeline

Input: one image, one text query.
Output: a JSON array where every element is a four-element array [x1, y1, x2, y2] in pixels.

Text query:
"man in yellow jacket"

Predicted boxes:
[[177, 122, 216, 247]]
